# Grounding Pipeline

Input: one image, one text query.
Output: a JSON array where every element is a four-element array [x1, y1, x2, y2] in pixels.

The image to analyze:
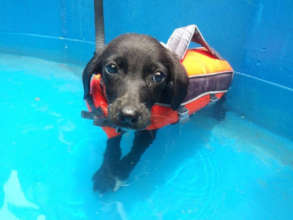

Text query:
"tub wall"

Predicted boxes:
[[0, 0, 292, 139]]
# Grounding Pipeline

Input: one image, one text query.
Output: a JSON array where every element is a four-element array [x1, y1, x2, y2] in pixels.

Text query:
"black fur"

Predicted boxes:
[[82, 34, 188, 193]]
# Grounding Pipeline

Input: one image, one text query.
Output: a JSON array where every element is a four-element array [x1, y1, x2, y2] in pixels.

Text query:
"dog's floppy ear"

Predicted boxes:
[[82, 52, 103, 100], [165, 51, 189, 110]]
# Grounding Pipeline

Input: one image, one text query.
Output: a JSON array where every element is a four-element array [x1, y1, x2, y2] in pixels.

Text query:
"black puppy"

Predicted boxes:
[[82, 33, 188, 192]]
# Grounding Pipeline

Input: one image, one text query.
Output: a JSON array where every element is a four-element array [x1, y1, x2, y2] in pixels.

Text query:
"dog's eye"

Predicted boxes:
[[151, 71, 166, 83], [105, 63, 118, 74]]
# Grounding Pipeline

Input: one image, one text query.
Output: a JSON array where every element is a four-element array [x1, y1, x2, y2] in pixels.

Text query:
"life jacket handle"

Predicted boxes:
[[166, 25, 222, 60]]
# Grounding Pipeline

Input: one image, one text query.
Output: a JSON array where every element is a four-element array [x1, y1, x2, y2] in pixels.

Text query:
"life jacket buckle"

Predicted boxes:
[[210, 94, 218, 103], [178, 106, 189, 123]]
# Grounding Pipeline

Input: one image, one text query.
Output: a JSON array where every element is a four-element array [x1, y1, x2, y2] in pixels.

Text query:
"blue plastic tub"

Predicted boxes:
[[1, 1, 293, 219]]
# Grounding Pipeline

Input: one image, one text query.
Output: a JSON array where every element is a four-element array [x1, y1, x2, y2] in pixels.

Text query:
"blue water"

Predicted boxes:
[[1, 53, 293, 220]]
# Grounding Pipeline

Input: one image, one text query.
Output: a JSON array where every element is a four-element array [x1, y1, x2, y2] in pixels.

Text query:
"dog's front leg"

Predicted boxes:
[[115, 130, 157, 181], [92, 135, 122, 193]]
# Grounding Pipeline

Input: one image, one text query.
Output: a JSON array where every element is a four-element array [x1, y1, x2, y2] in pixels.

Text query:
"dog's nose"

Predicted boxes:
[[119, 106, 139, 125]]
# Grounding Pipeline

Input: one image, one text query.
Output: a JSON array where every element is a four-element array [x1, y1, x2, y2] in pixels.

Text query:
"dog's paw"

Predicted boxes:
[[92, 168, 116, 193], [92, 169, 128, 193]]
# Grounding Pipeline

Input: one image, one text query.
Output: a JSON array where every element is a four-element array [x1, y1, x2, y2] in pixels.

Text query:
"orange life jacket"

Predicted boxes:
[[84, 47, 233, 138]]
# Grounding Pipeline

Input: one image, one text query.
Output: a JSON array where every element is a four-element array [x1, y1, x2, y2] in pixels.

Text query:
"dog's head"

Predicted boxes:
[[84, 34, 188, 130]]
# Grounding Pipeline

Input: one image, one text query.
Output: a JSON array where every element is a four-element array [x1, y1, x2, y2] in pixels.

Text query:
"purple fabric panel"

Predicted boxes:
[[183, 72, 233, 102]]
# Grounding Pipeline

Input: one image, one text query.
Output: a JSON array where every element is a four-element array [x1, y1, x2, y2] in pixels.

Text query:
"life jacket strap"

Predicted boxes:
[[81, 96, 114, 127], [177, 106, 190, 123], [209, 94, 219, 103], [82, 108, 118, 128], [81, 110, 97, 120]]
